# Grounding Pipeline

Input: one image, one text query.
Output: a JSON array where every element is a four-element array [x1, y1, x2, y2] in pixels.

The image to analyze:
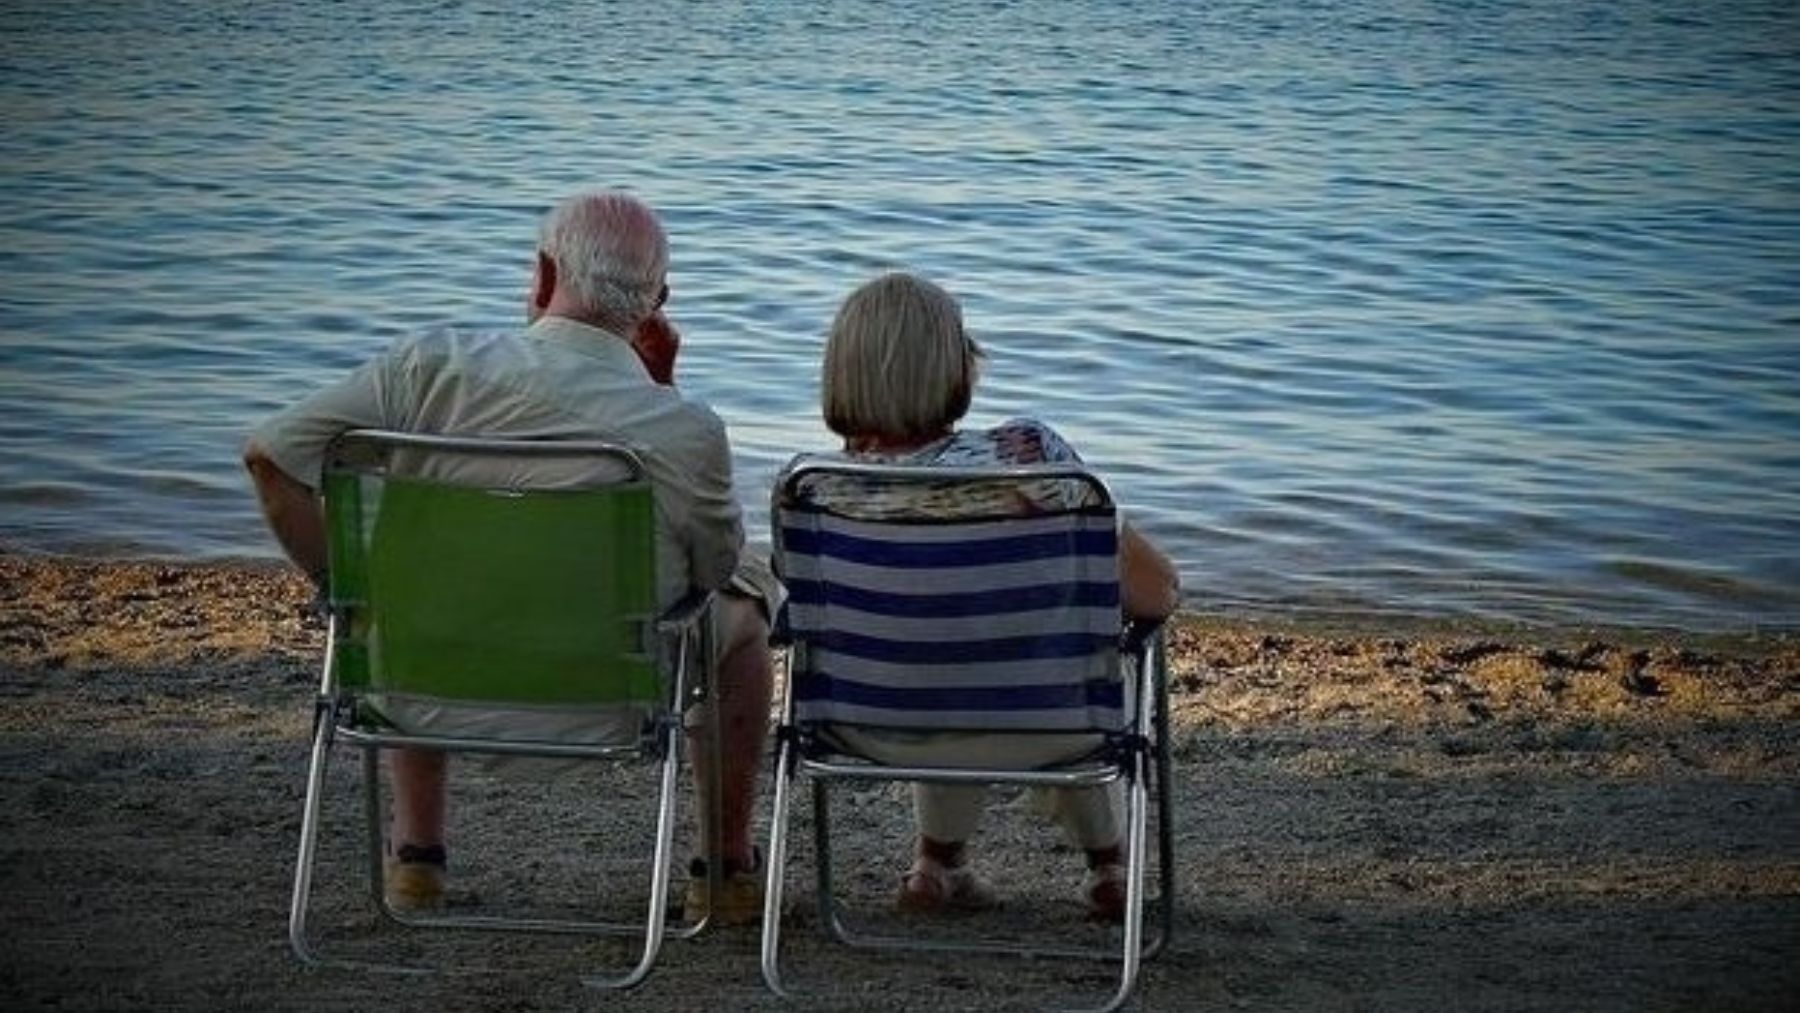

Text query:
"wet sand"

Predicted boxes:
[[1, 553, 1795, 1012]]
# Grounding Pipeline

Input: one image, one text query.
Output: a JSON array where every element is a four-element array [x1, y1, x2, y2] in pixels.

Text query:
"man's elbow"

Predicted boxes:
[[244, 442, 306, 494], [243, 440, 276, 482], [242, 441, 316, 531], [243, 440, 328, 583]]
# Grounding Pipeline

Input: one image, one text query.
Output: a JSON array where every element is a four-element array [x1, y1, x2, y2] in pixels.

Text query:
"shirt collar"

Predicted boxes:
[[526, 315, 647, 376]]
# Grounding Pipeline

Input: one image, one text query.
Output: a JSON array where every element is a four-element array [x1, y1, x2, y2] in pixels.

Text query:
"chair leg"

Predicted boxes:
[[1131, 642, 1176, 962], [288, 709, 337, 965], [697, 628, 726, 935], [1151, 670, 1177, 956], [813, 780, 856, 945], [293, 709, 702, 983], [581, 717, 681, 990], [363, 748, 398, 922], [1085, 752, 1151, 1013], [759, 734, 799, 996]]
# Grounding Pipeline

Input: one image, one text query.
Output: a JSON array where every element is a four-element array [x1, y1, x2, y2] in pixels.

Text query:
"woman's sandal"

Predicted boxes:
[[1082, 862, 1128, 924], [897, 856, 1000, 913]]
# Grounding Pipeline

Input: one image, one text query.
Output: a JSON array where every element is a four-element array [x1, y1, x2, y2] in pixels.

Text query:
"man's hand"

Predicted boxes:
[[632, 310, 681, 386]]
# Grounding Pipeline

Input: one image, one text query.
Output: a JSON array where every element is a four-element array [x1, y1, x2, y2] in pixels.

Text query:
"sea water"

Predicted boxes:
[[1, 0, 1796, 632]]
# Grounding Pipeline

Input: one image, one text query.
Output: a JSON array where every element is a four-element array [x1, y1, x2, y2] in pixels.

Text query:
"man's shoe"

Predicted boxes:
[[383, 843, 446, 912], [682, 851, 764, 927]]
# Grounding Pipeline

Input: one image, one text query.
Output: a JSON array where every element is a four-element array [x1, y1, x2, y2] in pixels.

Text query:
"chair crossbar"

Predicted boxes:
[[797, 756, 1124, 789], [333, 725, 655, 762]]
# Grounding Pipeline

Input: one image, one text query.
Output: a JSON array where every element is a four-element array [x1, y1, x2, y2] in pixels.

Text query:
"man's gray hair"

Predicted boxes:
[[538, 190, 669, 327]]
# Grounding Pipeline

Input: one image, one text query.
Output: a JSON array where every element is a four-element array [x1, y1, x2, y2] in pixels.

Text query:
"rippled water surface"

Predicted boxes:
[[2, 0, 1797, 631]]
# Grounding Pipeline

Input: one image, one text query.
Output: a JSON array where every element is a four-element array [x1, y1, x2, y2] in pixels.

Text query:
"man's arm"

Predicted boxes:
[[682, 411, 747, 592], [242, 345, 404, 586], [244, 443, 328, 586]]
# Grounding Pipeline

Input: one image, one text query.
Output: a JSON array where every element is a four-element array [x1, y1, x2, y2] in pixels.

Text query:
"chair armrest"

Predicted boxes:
[[1121, 617, 1167, 656], [655, 589, 715, 636], [768, 602, 792, 648]]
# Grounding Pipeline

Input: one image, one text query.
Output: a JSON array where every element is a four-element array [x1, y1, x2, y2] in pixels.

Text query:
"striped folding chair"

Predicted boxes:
[[288, 430, 721, 989], [759, 458, 1174, 1013]]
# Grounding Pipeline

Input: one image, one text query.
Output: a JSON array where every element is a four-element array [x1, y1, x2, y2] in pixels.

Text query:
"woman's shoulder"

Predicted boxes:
[[944, 417, 1082, 465]]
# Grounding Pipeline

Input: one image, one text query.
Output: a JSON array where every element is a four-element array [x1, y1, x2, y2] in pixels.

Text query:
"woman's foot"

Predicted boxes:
[[1081, 862, 1128, 923], [898, 855, 999, 913], [1081, 843, 1127, 923]]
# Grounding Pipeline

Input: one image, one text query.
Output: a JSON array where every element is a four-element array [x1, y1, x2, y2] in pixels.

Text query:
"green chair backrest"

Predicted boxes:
[[323, 463, 660, 709]]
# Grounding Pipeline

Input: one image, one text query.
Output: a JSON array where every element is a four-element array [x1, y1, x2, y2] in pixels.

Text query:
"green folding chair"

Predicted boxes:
[[288, 429, 719, 989]]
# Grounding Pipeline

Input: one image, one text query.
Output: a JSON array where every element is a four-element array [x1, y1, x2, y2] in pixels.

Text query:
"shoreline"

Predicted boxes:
[[5, 552, 1794, 742], [6, 546, 1795, 655]]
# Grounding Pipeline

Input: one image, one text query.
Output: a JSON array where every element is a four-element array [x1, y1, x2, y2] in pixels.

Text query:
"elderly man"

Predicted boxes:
[[243, 189, 775, 925]]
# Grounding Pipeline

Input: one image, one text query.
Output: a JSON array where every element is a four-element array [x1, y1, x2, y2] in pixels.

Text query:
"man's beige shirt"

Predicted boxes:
[[251, 315, 744, 610]]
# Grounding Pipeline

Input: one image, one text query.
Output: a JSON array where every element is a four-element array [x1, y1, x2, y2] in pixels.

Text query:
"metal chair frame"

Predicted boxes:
[[287, 430, 722, 990], [758, 459, 1175, 1013]]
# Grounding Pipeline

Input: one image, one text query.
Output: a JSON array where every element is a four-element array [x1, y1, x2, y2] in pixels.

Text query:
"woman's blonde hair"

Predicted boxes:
[[822, 272, 982, 441]]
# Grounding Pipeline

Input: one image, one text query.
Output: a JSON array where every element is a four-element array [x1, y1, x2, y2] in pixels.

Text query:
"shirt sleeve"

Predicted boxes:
[[1027, 418, 1084, 464], [247, 348, 403, 488], [681, 407, 747, 593]]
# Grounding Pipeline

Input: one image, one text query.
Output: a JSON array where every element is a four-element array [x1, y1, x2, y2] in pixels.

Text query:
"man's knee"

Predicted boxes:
[[714, 592, 772, 684], [685, 593, 771, 733]]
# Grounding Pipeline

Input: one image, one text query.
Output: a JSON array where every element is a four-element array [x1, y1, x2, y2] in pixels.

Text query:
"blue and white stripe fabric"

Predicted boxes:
[[779, 506, 1125, 732]]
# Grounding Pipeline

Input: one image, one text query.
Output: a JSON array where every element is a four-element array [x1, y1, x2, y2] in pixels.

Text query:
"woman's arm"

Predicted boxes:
[[1119, 521, 1180, 621], [994, 419, 1179, 618]]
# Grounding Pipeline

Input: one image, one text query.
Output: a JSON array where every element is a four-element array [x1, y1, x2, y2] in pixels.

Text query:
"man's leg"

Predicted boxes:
[[384, 746, 447, 909], [680, 592, 772, 926], [691, 592, 772, 872], [388, 746, 447, 846]]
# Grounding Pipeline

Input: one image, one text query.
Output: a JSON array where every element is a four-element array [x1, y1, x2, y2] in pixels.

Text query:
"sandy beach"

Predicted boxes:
[[1, 552, 1795, 1012]]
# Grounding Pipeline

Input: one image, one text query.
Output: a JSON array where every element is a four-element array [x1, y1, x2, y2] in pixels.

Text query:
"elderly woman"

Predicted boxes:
[[804, 271, 1179, 921]]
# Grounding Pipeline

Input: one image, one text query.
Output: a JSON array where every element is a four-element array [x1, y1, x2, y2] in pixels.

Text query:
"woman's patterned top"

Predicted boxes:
[[796, 417, 1105, 519]]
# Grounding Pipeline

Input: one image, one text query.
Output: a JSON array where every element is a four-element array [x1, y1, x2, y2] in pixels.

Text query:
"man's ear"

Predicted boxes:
[[532, 251, 557, 309]]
